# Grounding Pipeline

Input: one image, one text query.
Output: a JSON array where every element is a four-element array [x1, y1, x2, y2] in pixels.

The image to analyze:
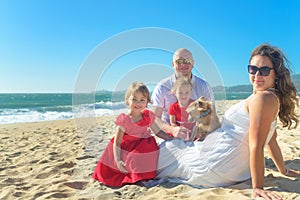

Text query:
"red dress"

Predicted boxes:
[[168, 100, 195, 136], [92, 109, 159, 187]]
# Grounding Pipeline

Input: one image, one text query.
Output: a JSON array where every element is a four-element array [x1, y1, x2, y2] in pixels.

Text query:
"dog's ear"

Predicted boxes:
[[199, 96, 206, 101]]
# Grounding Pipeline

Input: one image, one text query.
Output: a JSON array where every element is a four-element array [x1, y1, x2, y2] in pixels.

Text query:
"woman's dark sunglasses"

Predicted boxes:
[[248, 65, 274, 76]]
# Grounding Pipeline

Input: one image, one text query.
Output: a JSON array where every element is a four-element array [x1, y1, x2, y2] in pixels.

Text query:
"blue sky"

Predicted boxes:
[[0, 0, 299, 93]]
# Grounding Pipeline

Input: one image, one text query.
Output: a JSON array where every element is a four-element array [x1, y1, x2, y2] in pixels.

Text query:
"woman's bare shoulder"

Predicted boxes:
[[251, 90, 278, 103], [248, 90, 279, 116]]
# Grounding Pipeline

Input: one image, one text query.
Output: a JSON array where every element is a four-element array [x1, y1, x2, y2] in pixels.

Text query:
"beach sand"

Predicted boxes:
[[0, 100, 299, 200]]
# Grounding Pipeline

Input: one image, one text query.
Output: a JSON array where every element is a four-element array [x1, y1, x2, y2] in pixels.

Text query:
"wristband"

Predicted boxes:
[[285, 168, 289, 175]]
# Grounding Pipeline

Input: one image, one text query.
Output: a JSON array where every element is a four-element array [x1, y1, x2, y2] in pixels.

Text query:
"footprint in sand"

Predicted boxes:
[[47, 192, 70, 198], [35, 170, 57, 179], [56, 161, 75, 169], [4, 177, 24, 184], [9, 152, 22, 158], [29, 145, 42, 151], [76, 155, 94, 160], [64, 181, 88, 190]]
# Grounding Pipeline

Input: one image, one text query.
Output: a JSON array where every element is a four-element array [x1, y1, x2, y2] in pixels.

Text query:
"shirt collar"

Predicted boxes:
[[171, 73, 195, 84]]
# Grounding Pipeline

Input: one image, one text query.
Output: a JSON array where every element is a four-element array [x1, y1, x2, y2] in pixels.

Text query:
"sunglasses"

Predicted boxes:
[[248, 65, 274, 76], [175, 58, 192, 65]]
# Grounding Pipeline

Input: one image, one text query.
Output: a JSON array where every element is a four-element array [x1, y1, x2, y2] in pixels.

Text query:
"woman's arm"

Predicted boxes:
[[248, 92, 281, 199], [113, 126, 128, 173], [266, 130, 286, 174], [267, 130, 300, 177]]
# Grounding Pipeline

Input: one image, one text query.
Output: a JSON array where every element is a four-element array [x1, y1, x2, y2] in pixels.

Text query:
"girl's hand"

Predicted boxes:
[[284, 169, 300, 177], [253, 188, 282, 200], [116, 160, 128, 173], [172, 126, 191, 140]]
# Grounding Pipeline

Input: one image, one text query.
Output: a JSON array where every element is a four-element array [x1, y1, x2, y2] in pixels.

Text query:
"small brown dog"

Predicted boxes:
[[186, 96, 221, 141]]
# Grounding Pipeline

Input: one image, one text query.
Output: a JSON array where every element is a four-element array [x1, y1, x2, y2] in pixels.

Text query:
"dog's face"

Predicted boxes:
[[186, 97, 212, 122]]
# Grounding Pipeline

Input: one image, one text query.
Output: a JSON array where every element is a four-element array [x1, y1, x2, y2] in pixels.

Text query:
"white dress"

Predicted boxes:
[[156, 97, 276, 188]]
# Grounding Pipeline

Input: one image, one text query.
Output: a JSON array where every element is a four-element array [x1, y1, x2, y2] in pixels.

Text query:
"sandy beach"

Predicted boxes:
[[0, 100, 299, 200]]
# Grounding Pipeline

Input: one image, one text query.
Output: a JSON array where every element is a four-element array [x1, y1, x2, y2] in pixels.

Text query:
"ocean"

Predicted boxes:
[[0, 91, 251, 124]]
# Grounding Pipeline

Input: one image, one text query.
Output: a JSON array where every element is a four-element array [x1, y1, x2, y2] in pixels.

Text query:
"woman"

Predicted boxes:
[[156, 44, 300, 200]]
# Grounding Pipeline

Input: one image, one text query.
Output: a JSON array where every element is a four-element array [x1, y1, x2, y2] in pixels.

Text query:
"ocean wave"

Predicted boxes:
[[0, 102, 127, 124], [0, 93, 129, 124], [0, 109, 74, 124], [94, 101, 126, 110]]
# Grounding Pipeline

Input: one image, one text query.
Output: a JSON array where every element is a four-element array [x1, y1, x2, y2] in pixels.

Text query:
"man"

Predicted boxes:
[[151, 48, 215, 137]]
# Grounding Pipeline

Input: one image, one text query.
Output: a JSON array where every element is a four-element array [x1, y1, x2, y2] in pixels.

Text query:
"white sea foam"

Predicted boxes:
[[0, 109, 73, 124], [0, 101, 128, 124]]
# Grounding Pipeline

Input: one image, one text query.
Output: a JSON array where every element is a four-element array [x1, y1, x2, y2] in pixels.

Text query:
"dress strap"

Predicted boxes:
[[267, 88, 280, 108]]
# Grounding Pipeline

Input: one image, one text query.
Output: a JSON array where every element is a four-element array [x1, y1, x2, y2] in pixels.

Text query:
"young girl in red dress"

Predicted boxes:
[[168, 77, 195, 140], [92, 82, 173, 187]]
